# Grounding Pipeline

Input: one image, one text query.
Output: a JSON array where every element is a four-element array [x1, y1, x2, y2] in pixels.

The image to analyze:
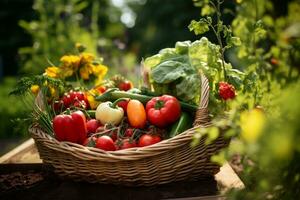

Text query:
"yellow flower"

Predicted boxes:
[[79, 64, 94, 80], [49, 86, 56, 97], [92, 64, 108, 85], [80, 53, 95, 64], [44, 66, 61, 78], [60, 55, 81, 70], [31, 85, 40, 95], [240, 109, 266, 143], [60, 67, 74, 78]]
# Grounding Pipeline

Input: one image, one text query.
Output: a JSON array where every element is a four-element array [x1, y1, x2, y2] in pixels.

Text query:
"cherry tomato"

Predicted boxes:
[[118, 138, 137, 150], [96, 136, 116, 151], [138, 134, 161, 147], [95, 126, 105, 133], [125, 128, 134, 137], [86, 119, 101, 134], [117, 99, 129, 114], [118, 80, 132, 91], [83, 136, 97, 147], [108, 131, 118, 141]]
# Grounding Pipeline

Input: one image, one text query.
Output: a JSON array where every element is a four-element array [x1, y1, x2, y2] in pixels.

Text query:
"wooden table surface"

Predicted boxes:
[[0, 139, 244, 200]]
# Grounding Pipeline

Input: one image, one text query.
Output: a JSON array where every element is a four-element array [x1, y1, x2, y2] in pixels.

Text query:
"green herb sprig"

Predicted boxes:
[[189, 0, 241, 81]]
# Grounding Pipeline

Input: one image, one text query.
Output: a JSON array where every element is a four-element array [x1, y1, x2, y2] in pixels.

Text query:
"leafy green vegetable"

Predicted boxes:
[[144, 37, 244, 105], [151, 61, 195, 84]]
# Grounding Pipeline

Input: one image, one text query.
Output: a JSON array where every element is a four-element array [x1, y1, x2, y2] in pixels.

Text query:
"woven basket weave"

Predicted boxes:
[[29, 74, 229, 186]]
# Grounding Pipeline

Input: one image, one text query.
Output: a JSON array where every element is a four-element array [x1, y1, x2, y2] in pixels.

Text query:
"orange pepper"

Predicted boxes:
[[127, 99, 147, 129]]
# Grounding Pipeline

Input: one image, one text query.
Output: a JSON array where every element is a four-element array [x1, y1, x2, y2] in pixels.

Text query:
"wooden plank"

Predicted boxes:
[[215, 163, 244, 192], [0, 139, 244, 193], [0, 139, 42, 164]]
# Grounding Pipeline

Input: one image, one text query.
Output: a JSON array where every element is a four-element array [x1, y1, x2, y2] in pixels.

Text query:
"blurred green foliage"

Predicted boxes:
[[18, 0, 100, 75], [191, 0, 300, 199], [0, 78, 29, 138]]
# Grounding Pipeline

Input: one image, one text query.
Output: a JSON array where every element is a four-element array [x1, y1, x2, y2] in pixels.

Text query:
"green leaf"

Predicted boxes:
[[151, 61, 195, 84], [227, 68, 245, 90], [188, 20, 209, 35], [205, 126, 220, 145], [201, 4, 215, 16], [175, 41, 191, 54], [144, 54, 163, 69], [189, 37, 221, 71], [176, 74, 201, 103], [229, 37, 242, 47]]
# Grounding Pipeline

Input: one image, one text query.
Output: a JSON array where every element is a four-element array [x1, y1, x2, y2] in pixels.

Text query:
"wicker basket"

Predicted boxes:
[[29, 74, 229, 186]]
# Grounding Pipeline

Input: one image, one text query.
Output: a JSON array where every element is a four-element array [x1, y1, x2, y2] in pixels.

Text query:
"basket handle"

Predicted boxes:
[[193, 74, 210, 127]]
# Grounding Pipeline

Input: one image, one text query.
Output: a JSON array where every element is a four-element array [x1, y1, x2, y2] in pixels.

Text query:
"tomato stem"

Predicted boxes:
[[154, 100, 165, 110]]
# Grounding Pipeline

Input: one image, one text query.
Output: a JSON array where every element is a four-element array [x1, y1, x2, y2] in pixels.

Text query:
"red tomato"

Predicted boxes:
[[83, 136, 97, 147], [118, 138, 137, 150], [95, 126, 105, 133], [118, 80, 132, 91], [108, 131, 118, 141], [117, 99, 129, 114], [125, 128, 134, 137], [86, 119, 100, 134], [96, 136, 116, 151], [146, 95, 181, 128], [138, 134, 161, 147]]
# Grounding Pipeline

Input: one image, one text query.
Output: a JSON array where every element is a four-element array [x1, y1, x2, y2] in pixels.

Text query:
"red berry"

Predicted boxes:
[[62, 94, 72, 108], [53, 100, 64, 112], [218, 82, 236, 100], [73, 100, 87, 109], [270, 58, 279, 65]]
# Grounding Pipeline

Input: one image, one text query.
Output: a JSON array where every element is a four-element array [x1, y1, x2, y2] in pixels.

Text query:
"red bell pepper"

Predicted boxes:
[[146, 95, 181, 128], [53, 110, 88, 144]]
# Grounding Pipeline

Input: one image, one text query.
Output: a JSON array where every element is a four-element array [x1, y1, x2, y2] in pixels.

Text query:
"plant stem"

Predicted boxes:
[[252, 0, 258, 56], [209, 0, 227, 81]]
